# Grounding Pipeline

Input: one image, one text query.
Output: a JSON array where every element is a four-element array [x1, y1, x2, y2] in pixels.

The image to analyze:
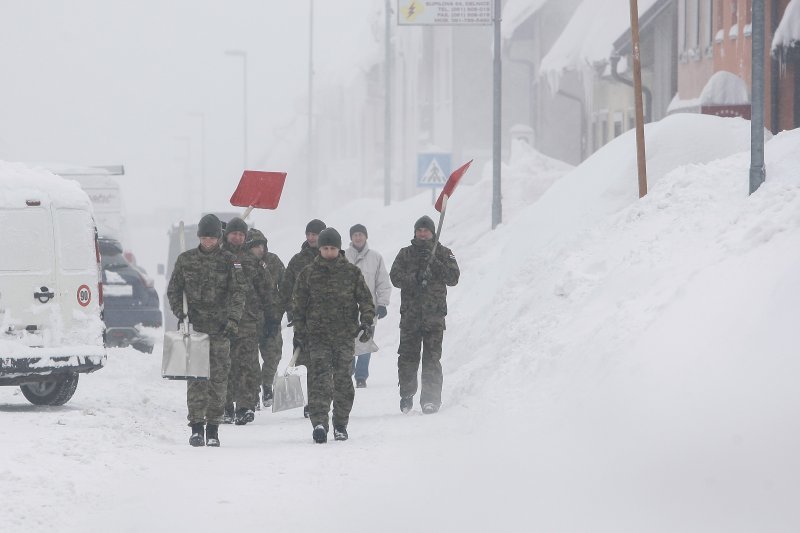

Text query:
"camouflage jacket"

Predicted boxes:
[[292, 254, 375, 345], [167, 245, 245, 335], [223, 242, 278, 335], [389, 238, 460, 328], [262, 250, 285, 323], [280, 241, 319, 315]]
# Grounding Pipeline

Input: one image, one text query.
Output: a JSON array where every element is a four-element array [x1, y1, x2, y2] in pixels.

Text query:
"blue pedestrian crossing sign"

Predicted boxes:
[[417, 153, 451, 188]]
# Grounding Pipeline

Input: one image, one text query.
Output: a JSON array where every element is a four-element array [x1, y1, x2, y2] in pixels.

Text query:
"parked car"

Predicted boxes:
[[0, 162, 106, 406], [99, 237, 162, 352]]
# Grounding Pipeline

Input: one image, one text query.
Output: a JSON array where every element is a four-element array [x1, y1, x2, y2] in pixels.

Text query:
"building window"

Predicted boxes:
[[614, 112, 624, 138]]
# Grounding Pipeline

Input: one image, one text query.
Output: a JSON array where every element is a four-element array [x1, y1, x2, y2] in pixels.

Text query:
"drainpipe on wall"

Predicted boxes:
[[610, 53, 653, 123], [556, 89, 587, 161], [770, 0, 779, 133]]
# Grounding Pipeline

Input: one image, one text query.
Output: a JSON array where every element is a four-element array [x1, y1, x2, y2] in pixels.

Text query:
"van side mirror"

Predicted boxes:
[[157, 264, 165, 276]]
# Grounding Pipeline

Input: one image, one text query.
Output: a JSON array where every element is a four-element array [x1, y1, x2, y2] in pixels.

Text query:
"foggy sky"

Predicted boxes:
[[0, 0, 377, 217]]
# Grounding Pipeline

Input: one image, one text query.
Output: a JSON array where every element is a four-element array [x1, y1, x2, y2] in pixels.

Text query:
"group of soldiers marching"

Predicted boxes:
[[167, 213, 459, 447]]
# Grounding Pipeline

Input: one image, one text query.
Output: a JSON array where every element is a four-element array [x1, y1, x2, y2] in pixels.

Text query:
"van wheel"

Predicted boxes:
[[20, 374, 80, 406]]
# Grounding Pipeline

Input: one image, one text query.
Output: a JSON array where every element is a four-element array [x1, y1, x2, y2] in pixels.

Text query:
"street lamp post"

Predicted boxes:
[[225, 49, 248, 169]]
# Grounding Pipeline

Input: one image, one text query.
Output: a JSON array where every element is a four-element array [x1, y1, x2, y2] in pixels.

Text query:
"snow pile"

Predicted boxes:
[[699, 70, 750, 106], [0, 161, 93, 209], [539, 0, 658, 84], [501, 0, 549, 39], [772, 0, 800, 52]]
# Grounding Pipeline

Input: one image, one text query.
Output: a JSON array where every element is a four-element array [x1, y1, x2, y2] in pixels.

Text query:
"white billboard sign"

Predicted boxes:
[[398, 1, 493, 26]]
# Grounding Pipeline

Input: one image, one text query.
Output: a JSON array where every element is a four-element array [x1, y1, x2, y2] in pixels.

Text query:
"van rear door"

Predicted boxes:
[[0, 204, 57, 343], [53, 207, 104, 346]]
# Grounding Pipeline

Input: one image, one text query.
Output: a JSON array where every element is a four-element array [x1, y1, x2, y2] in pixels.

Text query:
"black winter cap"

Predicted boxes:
[[247, 228, 268, 248], [349, 223, 368, 238], [305, 219, 326, 235], [225, 217, 248, 235], [317, 227, 342, 249], [197, 214, 222, 238], [414, 215, 436, 234]]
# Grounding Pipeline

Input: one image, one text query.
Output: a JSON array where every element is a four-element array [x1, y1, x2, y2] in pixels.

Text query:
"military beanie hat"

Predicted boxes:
[[305, 218, 326, 235], [317, 227, 342, 249], [414, 215, 436, 234], [349, 223, 368, 238], [247, 228, 268, 248], [197, 214, 222, 238], [226, 217, 248, 235]]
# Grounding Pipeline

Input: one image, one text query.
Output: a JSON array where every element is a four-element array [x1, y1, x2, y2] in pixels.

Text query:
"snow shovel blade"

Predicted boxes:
[[162, 326, 210, 381], [272, 373, 305, 413], [435, 159, 472, 212], [229, 171, 287, 210]]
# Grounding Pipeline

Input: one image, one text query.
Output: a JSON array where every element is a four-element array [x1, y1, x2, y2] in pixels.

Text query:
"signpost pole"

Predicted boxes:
[[492, 0, 502, 229]]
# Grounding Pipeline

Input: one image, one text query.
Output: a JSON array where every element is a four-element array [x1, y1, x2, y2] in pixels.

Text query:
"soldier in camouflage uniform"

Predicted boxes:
[[167, 214, 245, 447], [292, 228, 375, 443], [246, 228, 285, 408], [279, 218, 326, 417], [389, 215, 460, 415], [221, 217, 277, 425]]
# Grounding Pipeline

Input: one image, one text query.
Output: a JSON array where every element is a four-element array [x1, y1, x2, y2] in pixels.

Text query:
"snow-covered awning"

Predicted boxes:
[[539, 0, 658, 78], [501, 0, 549, 39], [772, 0, 800, 52]]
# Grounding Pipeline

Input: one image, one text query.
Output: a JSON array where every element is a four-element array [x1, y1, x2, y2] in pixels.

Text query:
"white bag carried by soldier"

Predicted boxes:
[[161, 221, 210, 380], [272, 347, 305, 412]]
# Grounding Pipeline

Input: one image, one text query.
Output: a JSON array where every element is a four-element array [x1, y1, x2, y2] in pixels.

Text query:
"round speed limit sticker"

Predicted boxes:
[[77, 284, 92, 307]]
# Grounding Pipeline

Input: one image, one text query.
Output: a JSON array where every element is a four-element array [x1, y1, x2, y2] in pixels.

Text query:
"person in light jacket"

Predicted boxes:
[[344, 224, 392, 388]]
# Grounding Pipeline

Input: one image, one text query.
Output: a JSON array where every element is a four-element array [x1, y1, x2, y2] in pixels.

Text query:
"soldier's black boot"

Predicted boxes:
[[222, 405, 235, 424], [206, 424, 220, 447], [312, 424, 327, 444], [333, 425, 348, 441], [262, 385, 273, 408], [235, 408, 255, 425], [189, 423, 205, 447], [400, 397, 413, 414]]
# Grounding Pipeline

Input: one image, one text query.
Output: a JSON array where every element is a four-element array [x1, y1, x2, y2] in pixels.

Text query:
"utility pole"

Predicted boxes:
[[750, 0, 766, 195], [491, 0, 502, 229], [308, 0, 315, 209], [384, 0, 392, 206], [629, 0, 648, 198]]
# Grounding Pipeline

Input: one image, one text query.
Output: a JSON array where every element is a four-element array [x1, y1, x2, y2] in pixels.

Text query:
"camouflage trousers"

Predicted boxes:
[[307, 338, 356, 430], [187, 334, 231, 425], [259, 330, 283, 390], [225, 334, 260, 411], [398, 325, 444, 407]]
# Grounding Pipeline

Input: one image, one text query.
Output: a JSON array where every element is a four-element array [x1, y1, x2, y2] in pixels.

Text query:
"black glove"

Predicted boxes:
[[356, 323, 374, 342], [376, 305, 388, 319], [222, 320, 239, 338], [286, 311, 294, 327], [418, 247, 431, 260], [264, 320, 281, 339], [175, 310, 187, 322], [292, 335, 304, 351]]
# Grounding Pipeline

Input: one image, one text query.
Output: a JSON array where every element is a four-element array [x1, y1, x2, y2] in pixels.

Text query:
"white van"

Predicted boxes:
[[0, 161, 106, 405]]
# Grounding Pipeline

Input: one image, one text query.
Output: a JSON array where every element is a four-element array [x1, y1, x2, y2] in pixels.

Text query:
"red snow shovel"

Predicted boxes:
[[229, 170, 287, 219], [421, 160, 472, 287]]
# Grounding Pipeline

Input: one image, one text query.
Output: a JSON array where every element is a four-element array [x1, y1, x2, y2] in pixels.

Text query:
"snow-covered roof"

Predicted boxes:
[[539, 0, 658, 80], [501, 0, 549, 39], [772, 0, 800, 51], [699, 71, 750, 106], [0, 160, 94, 210]]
